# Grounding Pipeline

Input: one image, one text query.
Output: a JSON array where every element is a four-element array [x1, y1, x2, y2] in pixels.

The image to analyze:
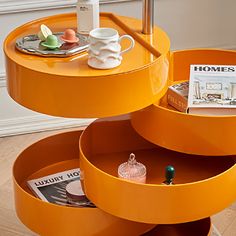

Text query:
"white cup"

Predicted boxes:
[[88, 28, 135, 69]]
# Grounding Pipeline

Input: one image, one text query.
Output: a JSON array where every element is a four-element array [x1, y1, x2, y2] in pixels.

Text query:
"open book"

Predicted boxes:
[[188, 65, 236, 115]]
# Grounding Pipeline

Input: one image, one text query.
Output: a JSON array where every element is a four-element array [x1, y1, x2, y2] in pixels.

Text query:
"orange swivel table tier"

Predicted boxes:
[[13, 131, 155, 236], [131, 49, 236, 156], [4, 12, 170, 118], [80, 116, 236, 224]]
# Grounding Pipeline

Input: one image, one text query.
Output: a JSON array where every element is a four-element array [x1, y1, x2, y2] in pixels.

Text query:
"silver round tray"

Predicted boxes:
[[15, 33, 89, 57]]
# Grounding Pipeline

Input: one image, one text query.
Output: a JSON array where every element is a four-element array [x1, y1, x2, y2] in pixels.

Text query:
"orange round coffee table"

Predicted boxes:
[[4, 11, 234, 236]]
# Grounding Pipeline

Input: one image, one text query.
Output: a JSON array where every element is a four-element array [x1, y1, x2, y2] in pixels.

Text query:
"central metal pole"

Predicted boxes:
[[142, 0, 154, 35]]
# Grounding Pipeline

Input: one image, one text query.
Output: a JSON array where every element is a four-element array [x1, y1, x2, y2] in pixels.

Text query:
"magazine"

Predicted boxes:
[[27, 168, 95, 208], [188, 64, 236, 115]]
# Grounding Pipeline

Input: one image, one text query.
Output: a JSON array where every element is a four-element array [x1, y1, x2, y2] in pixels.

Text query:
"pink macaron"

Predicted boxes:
[[60, 29, 79, 43]]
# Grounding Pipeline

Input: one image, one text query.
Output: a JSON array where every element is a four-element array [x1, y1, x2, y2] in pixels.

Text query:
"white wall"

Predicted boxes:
[[0, 0, 236, 136], [157, 0, 236, 50]]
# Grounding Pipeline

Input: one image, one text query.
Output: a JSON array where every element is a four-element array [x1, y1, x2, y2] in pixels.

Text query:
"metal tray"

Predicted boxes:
[[15, 32, 89, 57]]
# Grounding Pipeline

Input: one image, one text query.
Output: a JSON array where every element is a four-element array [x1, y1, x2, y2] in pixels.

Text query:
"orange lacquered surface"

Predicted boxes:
[[143, 218, 211, 236], [4, 12, 170, 118], [131, 49, 236, 156], [79, 116, 236, 224], [13, 130, 155, 236]]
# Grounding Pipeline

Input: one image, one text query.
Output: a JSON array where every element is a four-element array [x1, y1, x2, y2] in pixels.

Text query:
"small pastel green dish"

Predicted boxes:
[[41, 35, 61, 49]]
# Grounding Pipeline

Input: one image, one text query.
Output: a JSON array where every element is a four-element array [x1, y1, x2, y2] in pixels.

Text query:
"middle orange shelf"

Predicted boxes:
[[79, 115, 236, 224]]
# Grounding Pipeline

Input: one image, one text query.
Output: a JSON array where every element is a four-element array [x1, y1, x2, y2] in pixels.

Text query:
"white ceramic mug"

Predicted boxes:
[[88, 28, 135, 69]]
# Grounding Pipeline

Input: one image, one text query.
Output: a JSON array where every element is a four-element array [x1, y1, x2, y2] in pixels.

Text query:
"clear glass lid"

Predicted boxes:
[[118, 153, 146, 183]]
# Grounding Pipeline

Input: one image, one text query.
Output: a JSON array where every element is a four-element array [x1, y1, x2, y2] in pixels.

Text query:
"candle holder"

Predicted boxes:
[[118, 153, 147, 184]]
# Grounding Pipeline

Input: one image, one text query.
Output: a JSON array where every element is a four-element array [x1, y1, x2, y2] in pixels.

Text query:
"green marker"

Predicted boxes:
[[163, 165, 175, 185]]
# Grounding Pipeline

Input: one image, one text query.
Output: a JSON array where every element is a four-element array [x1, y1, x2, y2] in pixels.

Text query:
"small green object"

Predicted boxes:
[[164, 165, 175, 185], [41, 35, 61, 49]]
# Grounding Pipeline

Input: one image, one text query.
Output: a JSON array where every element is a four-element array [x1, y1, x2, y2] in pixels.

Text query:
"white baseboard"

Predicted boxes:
[[0, 115, 94, 137], [0, 71, 6, 88]]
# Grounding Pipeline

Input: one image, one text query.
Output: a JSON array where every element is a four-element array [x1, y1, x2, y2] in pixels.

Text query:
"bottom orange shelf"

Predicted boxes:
[[13, 130, 155, 236]]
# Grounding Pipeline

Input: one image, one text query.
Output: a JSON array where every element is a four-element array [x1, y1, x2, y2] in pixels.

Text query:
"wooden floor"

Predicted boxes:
[[0, 128, 236, 236]]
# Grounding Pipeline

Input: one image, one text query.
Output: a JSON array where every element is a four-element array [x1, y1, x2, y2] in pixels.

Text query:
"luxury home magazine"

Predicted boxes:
[[27, 168, 95, 207], [188, 64, 236, 115]]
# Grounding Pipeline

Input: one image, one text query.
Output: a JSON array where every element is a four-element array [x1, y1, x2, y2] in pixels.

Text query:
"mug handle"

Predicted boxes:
[[118, 35, 135, 55]]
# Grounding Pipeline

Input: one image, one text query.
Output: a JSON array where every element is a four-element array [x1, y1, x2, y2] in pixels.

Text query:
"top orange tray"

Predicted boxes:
[[4, 12, 170, 118], [131, 49, 236, 156]]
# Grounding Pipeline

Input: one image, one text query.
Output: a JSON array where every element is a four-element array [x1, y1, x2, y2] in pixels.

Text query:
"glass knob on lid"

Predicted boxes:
[[118, 153, 146, 183]]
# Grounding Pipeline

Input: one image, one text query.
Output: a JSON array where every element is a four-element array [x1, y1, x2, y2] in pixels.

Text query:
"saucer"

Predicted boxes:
[[41, 41, 61, 49]]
